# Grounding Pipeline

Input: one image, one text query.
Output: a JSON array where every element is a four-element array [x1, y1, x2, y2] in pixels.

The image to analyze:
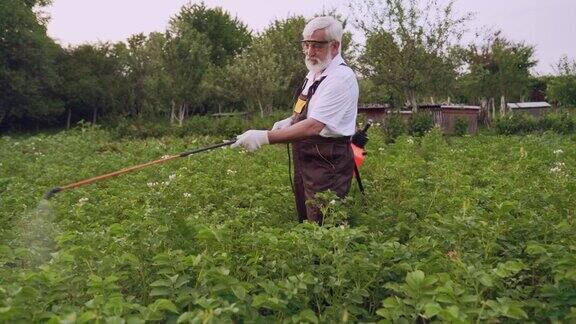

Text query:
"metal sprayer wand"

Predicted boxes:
[[44, 139, 236, 200]]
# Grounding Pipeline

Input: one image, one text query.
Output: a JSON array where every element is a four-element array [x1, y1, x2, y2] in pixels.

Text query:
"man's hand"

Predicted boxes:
[[231, 130, 269, 152], [271, 116, 293, 131]]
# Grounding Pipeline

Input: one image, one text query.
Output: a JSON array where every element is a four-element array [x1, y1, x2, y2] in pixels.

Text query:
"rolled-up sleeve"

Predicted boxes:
[[307, 73, 358, 136]]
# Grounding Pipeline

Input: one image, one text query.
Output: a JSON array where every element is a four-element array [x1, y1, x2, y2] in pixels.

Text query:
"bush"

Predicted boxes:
[[494, 113, 538, 135], [409, 112, 435, 137], [539, 112, 576, 134], [381, 114, 407, 143], [454, 117, 469, 136], [111, 113, 285, 139]]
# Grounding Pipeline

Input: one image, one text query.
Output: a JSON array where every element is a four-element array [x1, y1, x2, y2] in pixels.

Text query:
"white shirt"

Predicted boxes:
[[302, 54, 359, 137]]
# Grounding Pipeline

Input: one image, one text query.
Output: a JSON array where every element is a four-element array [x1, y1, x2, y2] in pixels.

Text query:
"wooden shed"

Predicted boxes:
[[418, 104, 480, 135], [357, 103, 389, 120], [507, 102, 551, 118]]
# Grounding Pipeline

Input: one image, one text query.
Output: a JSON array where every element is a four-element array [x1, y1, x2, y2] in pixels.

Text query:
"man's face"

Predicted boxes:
[[302, 29, 339, 73]]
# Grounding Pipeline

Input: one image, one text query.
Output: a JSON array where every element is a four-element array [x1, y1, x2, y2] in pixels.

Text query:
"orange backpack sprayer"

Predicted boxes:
[[351, 120, 372, 194]]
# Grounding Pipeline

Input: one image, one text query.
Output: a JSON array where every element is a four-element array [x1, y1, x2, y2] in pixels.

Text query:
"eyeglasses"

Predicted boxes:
[[300, 40, 333, 50]]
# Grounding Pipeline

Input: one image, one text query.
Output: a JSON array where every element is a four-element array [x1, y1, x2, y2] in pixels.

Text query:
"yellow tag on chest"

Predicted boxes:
[[293, 97, 306, 113]]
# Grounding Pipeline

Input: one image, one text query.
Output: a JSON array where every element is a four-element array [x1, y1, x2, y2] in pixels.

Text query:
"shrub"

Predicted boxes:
[[111, 113, 284, 139], [494, 113, 538, 135], [454, 117, 469, 136], [409, 112, 435, 137], [381, 114, 407, 143], [539, 112, 576, 134]]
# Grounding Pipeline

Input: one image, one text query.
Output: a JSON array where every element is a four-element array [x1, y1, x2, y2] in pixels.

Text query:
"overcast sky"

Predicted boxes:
[[44, 0, 576, 75]]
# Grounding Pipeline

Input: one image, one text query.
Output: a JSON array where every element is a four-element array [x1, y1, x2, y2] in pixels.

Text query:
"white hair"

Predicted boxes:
[[302, 16, 343, 43]]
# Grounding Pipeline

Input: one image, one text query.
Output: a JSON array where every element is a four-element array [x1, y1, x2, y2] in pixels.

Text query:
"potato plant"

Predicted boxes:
[[1, 124, 575, 322]]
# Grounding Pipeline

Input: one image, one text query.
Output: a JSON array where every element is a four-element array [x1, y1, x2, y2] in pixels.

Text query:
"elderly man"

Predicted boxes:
[[232, 16, 359, 223]]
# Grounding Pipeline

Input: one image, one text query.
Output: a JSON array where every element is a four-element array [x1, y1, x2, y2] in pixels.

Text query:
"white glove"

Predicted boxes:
[[271, 116, 293, 130], [231, 130, 269, 152]]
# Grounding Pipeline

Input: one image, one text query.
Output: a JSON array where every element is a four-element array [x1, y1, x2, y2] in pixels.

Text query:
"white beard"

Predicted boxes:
[[305, 56, 332, 73]]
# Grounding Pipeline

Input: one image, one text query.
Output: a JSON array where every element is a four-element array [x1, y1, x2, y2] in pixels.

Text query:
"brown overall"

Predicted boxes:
[[291, 76, 354, 224]]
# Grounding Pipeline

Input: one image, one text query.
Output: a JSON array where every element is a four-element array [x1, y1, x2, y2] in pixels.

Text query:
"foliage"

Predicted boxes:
[[112, 114, 282, 139], [353, 0, 471, 109], [456, 31, 537, 105], [59, 43, 125, 124], [494, 113, 538, 135], [539, 112, 576, 134], [0, 0, 63, 129], [381, 114, 407, 143], [493, 111, 576, 135], [547, 56, 576, 107], [164, 20, 212, 115], [170, 2, 252, 67], [255, 15, 309, 110], [409, 112, 435, 136], [2, 126, 576, 322], [454, 117, 469, 136], [358, 79, 399, 107], [222, 36, 289, 116]]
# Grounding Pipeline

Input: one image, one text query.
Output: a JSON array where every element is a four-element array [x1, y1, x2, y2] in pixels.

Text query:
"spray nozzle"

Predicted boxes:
[[44, 187, 62, 200], [352, 119, 373, 148]]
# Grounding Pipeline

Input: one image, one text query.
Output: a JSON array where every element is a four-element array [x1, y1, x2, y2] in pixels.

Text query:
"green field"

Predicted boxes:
[[1, 125, 575, 323]]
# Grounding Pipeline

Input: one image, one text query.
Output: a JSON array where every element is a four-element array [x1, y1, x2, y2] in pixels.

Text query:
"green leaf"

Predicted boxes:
[[231, 285, 246, 300], [152, 299, 179, 314], [149, 287, 172, 297], [494, 260, 525, 278], [150, 279, 173, 287], [442, 306, 460, 319], [525, 243, 547, 255], [77, 311, 96, 323], [503, 260, 525, 273], [479, 273, 494, 287], [406, 270, 425, 289], [174, 275, 190, 288], [105, 316, 125, 324], [381, 297, 401, 308], [126, 317, 145, 324], [252, 293, 269, 307], [504, 306, 528, 319], [298, 309, 319, 323], [177, 312, 197, 323], [423, 302, 442, 318]]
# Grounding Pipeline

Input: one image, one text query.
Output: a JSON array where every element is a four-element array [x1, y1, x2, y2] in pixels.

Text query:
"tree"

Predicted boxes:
[[172, 2, 252, 67], [223, 37, 289, 116], [547, 56, 576, 107], [352, 0, 471, 110], [256, 16, 308, 110], [457, 31, 537, 116], [0, 0, 64, 129], [110, 33, 174, 120], [59, 43, 125, 125], [164, 20, 212, 123]]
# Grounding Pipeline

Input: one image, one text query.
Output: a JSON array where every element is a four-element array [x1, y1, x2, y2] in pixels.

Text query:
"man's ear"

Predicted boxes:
[[331, 41, 340, 56]]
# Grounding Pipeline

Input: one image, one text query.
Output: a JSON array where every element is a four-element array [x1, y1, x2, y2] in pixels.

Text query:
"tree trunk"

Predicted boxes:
[[407, 90, 418, 112], [265, 102, 273, 116], [66, 107, 72, 129], [170, 102, 175, 124], [257, 99, 264, 118], [500, 95, 506, 116], [178, 103, 185, 127], [0, 110, 6, 127], [490, 97, 495, 117], [92, 106, 98, 124], [479, 97, 489, 126]]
